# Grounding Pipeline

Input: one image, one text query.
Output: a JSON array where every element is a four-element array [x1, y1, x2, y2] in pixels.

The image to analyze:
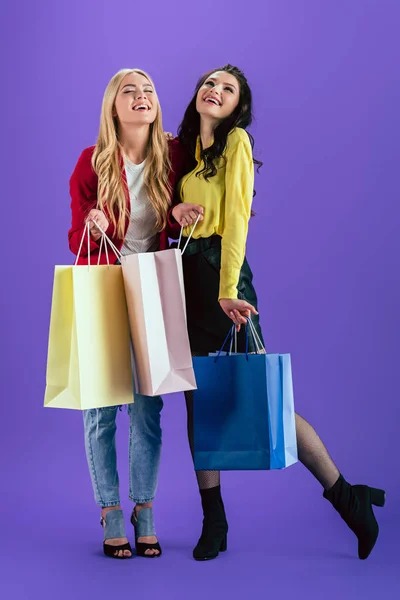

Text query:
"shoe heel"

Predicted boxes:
[[219, 535, 227, 552], [370, 487, 386, 507]]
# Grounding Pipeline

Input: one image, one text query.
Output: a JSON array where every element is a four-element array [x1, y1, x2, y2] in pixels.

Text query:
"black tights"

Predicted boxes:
[[185, 391, 340, 492]]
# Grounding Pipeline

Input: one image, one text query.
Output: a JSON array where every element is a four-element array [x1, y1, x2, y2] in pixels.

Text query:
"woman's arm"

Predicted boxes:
[[68, 147, 100, 257], [219, 130, 254, 300], [166, 139, 191, 239]]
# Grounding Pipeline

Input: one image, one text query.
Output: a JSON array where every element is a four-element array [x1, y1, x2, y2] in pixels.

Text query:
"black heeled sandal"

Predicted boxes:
[[101, 509, 132, 559], [130, 507, 162, 558], [323, 474, 386, 559]]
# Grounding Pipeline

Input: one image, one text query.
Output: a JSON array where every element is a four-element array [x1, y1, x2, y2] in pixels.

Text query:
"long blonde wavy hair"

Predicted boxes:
[[92, 69, 171, 238]]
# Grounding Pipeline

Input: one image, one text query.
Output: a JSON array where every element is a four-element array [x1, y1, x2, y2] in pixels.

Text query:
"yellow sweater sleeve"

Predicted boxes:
[[219, 131, 254, 300]]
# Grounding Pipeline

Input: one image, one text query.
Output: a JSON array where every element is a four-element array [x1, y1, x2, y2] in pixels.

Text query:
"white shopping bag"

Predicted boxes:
[[121, 247, 197, 396]]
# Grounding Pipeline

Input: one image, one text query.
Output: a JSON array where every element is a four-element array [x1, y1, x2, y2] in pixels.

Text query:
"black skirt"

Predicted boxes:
[[177, 235, 264, 355]]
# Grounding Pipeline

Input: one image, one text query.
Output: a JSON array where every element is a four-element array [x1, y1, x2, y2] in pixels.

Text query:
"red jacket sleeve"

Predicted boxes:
[[68, 146, 100, 257], [166, 138, 190, 239]]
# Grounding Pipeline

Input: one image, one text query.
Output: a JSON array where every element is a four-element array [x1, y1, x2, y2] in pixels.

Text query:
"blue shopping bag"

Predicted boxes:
[[193, 323, 298, 471]]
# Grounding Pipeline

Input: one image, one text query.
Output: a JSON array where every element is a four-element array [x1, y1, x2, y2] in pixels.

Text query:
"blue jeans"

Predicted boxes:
[[83, 394, 163, 507]]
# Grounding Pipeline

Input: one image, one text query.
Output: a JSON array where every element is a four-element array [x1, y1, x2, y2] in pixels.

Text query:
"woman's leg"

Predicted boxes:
[[83, 407, 131, 557], [295, 413, 340, 490], [185, 390, 220, 490], [185, 390, 228, 560], [128, 394, 163, 556], [295, 412, 385, 559]]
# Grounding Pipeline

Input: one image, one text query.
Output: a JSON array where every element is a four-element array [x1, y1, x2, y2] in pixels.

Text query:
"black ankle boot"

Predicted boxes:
[[193, 485, 228, 561], [323, 474, 386, 559]]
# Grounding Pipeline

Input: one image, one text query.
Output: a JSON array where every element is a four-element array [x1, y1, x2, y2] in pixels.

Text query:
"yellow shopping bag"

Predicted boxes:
[[44, 226, 134, 410]]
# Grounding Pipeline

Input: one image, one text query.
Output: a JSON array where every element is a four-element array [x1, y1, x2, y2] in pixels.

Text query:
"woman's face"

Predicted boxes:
[[195, 71, 240, 122], [114, 72, 158, 126]]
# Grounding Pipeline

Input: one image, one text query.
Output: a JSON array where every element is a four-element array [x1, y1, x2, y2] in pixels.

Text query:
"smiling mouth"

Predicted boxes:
[[204, 97, 221, 106], [133, 104, 150, 111]]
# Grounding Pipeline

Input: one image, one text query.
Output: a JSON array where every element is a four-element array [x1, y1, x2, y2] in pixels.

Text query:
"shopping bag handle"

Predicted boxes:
[[74, 221, 123, 267], [177, 213, 201, 255], [246, 317, 265, 353], [214, 318, 265, 362], [214, 325, 236, 361]]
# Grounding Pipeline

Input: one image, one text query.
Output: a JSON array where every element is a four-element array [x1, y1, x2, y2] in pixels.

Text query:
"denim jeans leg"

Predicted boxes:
[[128, 394, 163, 504], [83, 407, 121, 508]]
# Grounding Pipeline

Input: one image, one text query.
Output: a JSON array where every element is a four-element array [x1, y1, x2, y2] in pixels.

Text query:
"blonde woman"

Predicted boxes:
[[68, 69, 183, 559]]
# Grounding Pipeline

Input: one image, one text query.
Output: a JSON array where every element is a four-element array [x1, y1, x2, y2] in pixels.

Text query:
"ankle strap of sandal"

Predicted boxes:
[[131, 507, 156, 537], [101, 509, 127, 541]]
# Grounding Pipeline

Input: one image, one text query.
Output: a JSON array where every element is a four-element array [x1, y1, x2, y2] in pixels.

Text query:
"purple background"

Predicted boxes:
[[2, 1, 399, 598]]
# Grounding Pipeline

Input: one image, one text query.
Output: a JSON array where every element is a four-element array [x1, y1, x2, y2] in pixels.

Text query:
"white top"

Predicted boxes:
[[121, 158, 159, 256]]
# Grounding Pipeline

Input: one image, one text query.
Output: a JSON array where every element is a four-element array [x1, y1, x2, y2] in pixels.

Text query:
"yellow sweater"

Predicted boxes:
[[180, 127, 254, 300]]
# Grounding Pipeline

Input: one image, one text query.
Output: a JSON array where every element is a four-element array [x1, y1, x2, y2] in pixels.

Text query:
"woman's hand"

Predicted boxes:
[[86, 209, 109, 241], [219, 298, 258, 332], [164, 131, 175, 141], [172, 203, 204, 228]]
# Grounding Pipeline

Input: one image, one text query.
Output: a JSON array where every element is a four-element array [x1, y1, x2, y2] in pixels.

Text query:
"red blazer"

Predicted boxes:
[[165, 140, 193, 238], [68, 139, 186, 265]]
